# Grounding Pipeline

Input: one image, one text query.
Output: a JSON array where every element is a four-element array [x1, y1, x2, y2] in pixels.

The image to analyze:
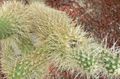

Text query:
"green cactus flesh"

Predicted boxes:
[[0, 18, 14, 39], [10, 53, 48, 79]]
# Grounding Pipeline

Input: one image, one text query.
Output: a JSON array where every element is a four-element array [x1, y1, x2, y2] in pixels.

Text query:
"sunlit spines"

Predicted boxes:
[[9, 52, 49, 79], [0, 1, 34, 78]]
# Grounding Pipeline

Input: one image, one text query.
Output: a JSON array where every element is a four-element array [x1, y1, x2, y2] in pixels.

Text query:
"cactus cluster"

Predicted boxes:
[[0, 1, 120, 79]]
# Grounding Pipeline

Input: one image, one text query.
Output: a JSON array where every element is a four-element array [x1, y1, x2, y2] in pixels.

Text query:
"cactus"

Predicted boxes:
[[0, 1, 120, 79], [44, 34, 120, 78], [0, 1, 75, 79], [0, 1, 35, 78], [27, 4, 99, 76], [0, 1, 34, 51], [10, 52, 49, 79], [26, 2, 73, 47], [27, 2, 120, 79]]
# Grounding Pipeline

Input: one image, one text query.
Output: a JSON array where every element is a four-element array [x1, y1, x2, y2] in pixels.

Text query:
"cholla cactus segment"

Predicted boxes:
[[103, 55, 119, 73], [0, 1, 32, 33], [73, 50, 97, 71], [42, 25, 102, 78], [26, 2, 95, 78], [0, 1, 35, 53], [27, 2, 120, 78], [97, 48, 120, 75], [10, 53, 48, 79], [23, 2, 120, 79], [0, 1, 34, 77], [26, 2, 74, 47]]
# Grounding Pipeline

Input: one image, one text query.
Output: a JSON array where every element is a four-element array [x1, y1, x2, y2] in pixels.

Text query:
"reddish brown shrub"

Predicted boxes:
[[0, 0, 3, 2], [46, 0, 84, 24], [0, 0, 3, 5]]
